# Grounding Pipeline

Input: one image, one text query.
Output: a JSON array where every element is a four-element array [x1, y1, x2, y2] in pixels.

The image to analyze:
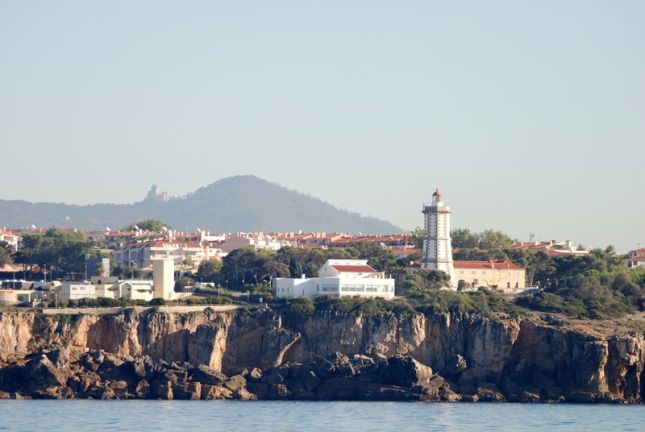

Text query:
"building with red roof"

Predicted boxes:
[[453, 260, 526, 292], [274, 259, 395, 300], [623, 247, 645, 268]]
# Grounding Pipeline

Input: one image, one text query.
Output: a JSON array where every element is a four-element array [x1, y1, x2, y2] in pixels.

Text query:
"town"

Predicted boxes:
[[0, 190, 642, 318]]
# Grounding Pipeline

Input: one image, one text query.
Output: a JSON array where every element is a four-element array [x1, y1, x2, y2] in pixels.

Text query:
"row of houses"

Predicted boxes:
[[0, 258, 177, 306]]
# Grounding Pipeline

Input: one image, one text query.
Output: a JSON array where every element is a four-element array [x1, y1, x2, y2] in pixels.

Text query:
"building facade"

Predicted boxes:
[[453, 260, 526, 293], [623, 247, 645, 268], [274, 259, 395, 300], [153, 258, 175, 300], [421, 188, 456, 286], [59, 283, 96, 301], [93, 276, 154, 301]]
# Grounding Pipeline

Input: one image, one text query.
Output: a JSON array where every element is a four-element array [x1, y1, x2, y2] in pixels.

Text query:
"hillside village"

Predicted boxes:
[[0, 191, 643, 321]]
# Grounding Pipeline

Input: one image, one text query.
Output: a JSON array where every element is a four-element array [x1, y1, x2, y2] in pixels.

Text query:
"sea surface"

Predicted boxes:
[[0, 401, 643, 431]]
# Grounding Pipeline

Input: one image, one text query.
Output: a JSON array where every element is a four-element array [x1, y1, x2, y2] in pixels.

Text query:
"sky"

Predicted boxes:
[[1, 1, 644, 252]]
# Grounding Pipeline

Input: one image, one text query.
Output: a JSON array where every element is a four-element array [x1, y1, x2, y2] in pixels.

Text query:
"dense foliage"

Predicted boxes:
[[275, 239, 645, 320], [122, 219, 171, 232], [209, 242, 400, 291], [0, 242, 12, 266], [13, 228, 102, 279]]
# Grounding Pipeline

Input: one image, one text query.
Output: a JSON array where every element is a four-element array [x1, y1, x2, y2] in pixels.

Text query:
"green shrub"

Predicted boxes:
[[284, 298, 315, 315]]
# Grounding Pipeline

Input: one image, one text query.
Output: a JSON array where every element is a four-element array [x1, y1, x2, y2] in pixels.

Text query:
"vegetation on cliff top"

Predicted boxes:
[[279, 288, 525, 319], [275, 246, 645, 320]]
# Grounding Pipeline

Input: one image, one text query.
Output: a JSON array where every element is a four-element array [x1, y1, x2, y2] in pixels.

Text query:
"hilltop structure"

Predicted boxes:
[[421, 188, 456, 286]]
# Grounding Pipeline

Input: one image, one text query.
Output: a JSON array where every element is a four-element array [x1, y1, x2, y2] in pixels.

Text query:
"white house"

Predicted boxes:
[[274, 259, 395, 300], [93, 276, 154, 301], [59, 283, 96, 301], [0, 230, 20, 252], [623, 248, 645, 268]]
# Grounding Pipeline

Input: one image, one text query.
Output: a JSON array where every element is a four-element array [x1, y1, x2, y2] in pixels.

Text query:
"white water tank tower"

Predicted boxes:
[[152, 258, 175, 300]]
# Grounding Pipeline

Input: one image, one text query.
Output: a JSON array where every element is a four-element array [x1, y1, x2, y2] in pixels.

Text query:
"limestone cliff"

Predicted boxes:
[[0, 308, 643, 402]]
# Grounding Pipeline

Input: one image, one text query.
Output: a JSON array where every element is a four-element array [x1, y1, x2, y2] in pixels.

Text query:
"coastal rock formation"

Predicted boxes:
[[0, 308, 643, 402]]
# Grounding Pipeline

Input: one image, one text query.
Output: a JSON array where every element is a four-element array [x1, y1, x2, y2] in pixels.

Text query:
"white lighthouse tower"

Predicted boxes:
[[421, 188, 456, 286]]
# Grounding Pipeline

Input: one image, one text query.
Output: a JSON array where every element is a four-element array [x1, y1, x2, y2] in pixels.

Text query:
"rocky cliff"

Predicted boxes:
[[0, 308, 643, 402]]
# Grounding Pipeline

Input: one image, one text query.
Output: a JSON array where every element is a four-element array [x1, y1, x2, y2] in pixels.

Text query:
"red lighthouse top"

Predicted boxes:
[[432, 188, 442, 202]]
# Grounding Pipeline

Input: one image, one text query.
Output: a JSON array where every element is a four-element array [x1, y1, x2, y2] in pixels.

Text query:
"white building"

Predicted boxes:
[[112, 241, 220, 270], [421, 188, 456, 286], [0, 289, 38, 305], [274, 259, 395, 300], [220, 232, 293, 254], [153, 258, 175, 300], [623, 248, 645, 268], [0, 230, 20, 252], [93, 276, 154, 301], [59, 283, 96, 301]]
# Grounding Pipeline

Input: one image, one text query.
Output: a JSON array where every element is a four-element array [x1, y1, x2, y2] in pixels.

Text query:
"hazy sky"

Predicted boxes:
[[1, 1, 643, 251]]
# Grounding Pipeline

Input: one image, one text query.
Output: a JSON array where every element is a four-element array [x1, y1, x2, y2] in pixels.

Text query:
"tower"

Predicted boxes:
[[421, 188, 456, 286], [153, 258, 175, 300]]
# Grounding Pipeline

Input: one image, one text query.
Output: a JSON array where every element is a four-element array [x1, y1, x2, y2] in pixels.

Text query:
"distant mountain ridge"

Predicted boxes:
[[0, 175, 402, 234]]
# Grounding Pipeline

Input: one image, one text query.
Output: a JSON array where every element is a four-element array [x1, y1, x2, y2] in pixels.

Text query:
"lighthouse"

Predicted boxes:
[[421, 188, 456, 286]]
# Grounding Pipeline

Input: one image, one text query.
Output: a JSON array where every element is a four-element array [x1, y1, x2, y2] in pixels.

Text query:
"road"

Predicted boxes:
[[40, 304, 261, 315]]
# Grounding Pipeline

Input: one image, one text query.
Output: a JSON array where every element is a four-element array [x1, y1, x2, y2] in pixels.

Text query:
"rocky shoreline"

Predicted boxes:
[[0, 348, 460, 401], [0, 308, 643, 402]]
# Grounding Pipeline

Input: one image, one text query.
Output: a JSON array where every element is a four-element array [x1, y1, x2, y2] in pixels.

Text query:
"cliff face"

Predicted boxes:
[[0, 309, 643, 402]]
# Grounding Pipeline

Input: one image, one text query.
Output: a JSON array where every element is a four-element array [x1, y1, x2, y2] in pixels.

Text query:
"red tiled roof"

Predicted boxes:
[[331, 265, 377, 273], [454, 260, 523, 270]]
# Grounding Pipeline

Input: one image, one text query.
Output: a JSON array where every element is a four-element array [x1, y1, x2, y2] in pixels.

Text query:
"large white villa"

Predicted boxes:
[[273, 259, 395, 300]]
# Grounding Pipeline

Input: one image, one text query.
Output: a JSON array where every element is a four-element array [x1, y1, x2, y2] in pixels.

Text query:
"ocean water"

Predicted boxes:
[[0, 401, 643, 431]]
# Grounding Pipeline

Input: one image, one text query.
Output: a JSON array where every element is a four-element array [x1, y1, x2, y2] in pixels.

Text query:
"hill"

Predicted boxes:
[[0, 175, 402, 234]]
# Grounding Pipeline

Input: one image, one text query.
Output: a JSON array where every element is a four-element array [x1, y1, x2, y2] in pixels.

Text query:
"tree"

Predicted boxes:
[[399, 269, 450, 297], [219, 247, 289, 290], [276, 246, 353, 278], [346, 241, 398, 272], [478, 230, 515, 249], [451, 228, 515, 250], [509, 250, 555, 287], [197, 259, 222, 282], [123, 219, 171, 232], [451, 229, 480, 249], [0, 242, 12, 267], [14, 228, 100, 279], [410, 227, 425, 248]]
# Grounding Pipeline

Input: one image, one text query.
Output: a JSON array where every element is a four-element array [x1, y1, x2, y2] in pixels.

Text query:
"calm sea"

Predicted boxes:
[[0, 401, 642, 431]]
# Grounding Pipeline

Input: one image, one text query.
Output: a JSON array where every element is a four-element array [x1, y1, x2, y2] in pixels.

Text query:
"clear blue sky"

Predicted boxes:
[[1, 1, 643, 251]]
